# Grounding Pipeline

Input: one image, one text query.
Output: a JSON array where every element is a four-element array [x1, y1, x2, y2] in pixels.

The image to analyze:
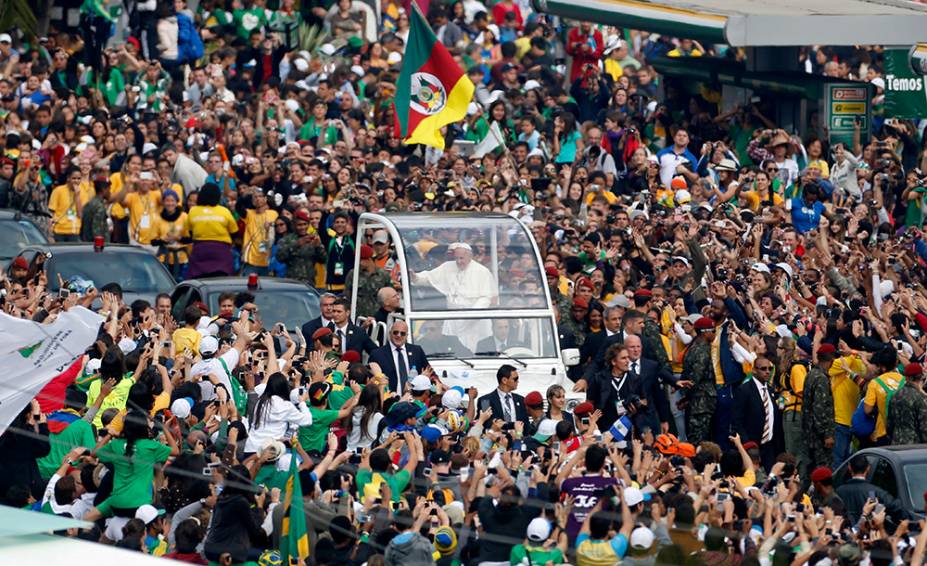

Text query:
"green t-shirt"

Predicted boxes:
[[356, 469, 411, 502], [96, 438, 171, 510], [510, 544, 564, 566], [37, 415, 95, 479], [906, 187, 927, 228], [254, 463, 289, 491], [328, 386, 354, 410], [298, 406, 340, 453]]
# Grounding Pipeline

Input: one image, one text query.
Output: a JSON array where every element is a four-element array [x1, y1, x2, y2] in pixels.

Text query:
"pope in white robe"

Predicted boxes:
[[410, 242, 497, 351]]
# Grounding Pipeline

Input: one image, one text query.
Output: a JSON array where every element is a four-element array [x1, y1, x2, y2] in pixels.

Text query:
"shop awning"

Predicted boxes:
[[534, 0, 927, 46]]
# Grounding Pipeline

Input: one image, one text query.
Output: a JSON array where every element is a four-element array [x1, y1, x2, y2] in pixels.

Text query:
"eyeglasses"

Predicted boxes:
[[391, 330, 407, 336], [755, 365, 774, 371]]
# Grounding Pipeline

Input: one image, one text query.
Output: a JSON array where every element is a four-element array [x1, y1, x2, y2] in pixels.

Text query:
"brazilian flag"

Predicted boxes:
[[280, 448, 309, 565]]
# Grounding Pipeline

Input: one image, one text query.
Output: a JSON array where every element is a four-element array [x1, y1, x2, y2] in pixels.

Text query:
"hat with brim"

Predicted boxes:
[[532, 418, 558, 442], [715, 158, 738, 172], [768, 131, 791, 148]]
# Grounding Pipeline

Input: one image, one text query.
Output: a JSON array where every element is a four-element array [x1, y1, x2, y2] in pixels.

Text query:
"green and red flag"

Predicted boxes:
[[393, 6, 474, 149]]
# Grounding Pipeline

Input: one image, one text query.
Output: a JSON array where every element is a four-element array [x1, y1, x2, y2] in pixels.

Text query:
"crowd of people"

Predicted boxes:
[[2, 0, 927, 565]]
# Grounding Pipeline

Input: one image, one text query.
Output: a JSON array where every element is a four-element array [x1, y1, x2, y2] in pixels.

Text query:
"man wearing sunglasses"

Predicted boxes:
[[369, 320, 429, 394], [732, 355, 777, 470], [477, 364, 528, 430]]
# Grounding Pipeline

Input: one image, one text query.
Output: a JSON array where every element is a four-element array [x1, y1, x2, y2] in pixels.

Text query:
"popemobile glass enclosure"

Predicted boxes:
[[351, 213, 580, 400]]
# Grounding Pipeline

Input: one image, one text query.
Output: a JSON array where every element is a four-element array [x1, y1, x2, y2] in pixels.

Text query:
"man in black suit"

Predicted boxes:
[[623, 335, 671, 434], [732, 355, 777, 470], [369, 320, 429, 393], [475, 319, 521, 354], [329, 296, 377, 355], [301, 293, 337, 347], [476, 364, 528, 429], [587, 343, 633, 433]]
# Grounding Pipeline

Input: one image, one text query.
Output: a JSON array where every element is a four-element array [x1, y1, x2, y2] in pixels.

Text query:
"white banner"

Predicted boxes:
[[0, 307, 104, 434]]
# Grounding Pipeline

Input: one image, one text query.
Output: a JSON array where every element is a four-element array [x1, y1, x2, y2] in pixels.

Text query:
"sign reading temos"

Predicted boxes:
[[884, 48, 927, 119]]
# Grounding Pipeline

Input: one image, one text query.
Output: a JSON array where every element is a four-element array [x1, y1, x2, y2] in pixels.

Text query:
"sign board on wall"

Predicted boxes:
[[825, 83, 870, 147]]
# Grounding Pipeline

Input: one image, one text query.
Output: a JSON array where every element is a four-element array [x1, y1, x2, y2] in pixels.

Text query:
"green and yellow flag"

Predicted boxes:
[[392, 6, 474, 149], [280, 448, 309, 565]]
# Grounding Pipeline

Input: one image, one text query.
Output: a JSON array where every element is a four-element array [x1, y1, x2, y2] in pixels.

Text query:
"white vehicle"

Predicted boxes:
[[351, 213, 581, 407]]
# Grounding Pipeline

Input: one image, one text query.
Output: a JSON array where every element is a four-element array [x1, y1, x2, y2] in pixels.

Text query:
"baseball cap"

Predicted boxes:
[[630, 526, 655, 550], [118, 337, 138, 355], [411, 374, 432, 392], [421, 424, 448, 443], [261, 439, 286, 462], [526, 517, 551, 542], [433, 526, 457, 555], [372, 230, 389, 244], [430, 448, 451, 464], [0, 34, 11, 44], [170, 397, 193, 419], [532, 419, 558, 442], [200, 335, 219, 355], [524, 391, 544, 408], [441, 388, 463, 410], [624, 486, 645, 507], [135, 504, 166, 525]]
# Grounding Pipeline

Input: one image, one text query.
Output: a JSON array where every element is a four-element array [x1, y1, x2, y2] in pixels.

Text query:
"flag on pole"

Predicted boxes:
[[393, 5, 474, 149], [280, 448, 309, 565], [0, 307, 103, 435], [472, 121, 505, 159]]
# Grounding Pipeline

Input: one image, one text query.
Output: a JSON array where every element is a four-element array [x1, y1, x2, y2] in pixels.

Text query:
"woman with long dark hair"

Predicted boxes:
[[552, 111, 584, 165], [0, 400, 50, 500], [243, 372, 311, 454], [185, 182, 239, 278], [269, 215, 293, 277], [203, 464, 269, 563], [346, 383, 384, 451]]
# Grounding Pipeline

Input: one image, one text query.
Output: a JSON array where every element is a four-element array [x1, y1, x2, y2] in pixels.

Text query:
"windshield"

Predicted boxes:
[[391, 215, 546, 312], [904, 463, 927, 511], [0, 220, 47, 258], [410, 316, 557, 359], [46, 251, 175, 293], [208, 290, 319, 331]]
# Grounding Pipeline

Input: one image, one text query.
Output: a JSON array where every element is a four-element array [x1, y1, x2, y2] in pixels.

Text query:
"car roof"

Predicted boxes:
[[0, 209, 39, 221], [178, 277, 320, 293], [852, 446, 927, 463], [24, 243, 155, 255]]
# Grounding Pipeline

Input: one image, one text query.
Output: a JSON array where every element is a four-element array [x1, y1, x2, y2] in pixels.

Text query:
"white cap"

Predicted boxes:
[[484, 90, 504, 106], [684, 314, 703, 325], [117, 338, 137, 354], [448, 242, 472, 252], [467, 102, 480, 116], [320, 43, 336, 56], [607, 294, 631, 308], [630, 526, 655, 550], [350, 65, 366, 77], [775, 324, 793, 338], [135, 504, 165, 525], [674, 189, 691, 204], [0, 34, 11, 44], [751, 262, 771, 274], [523, 79, 541, 91], [387, 51, 402, 65], [170, 397, 192, 419], [533, 418, 558, 440], [624, 486, 644, 507], [880, 279, 895, 297], [871, 77, 885, 90], [441, 388, 463, 410], [200, 335, 219, 356], [672, 256, 691, 267], [261, 439, 286, 462], [372, 229, 389, 244], [411, 374, 432, 392], [142, 142, 158, 155], [86, 358, 102, 374], [526, 517, 551, 542], [774, 262, 794, 279], [285, 99, 300, 113], [292, 57, 309, 72]]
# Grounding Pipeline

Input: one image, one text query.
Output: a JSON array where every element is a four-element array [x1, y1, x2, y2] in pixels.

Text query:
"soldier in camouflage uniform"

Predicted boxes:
[[545, 266, 573, 324], [682, 317, 716, 445], [561, 296, 589, 347], [345, 244, 393, 320], [801, 344, 837, 474], [888, 363, 927, 446], [80, 181, 110, 243], [276, 210, 326, 283]]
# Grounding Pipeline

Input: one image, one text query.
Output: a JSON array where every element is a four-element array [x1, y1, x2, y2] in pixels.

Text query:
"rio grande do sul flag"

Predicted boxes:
[[393, 6, 474, 149]]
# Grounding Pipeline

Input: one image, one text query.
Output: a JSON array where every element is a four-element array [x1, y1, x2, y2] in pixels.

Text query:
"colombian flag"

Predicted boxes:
[[393, 6, 473, 149], [280, 447, 309, 565]]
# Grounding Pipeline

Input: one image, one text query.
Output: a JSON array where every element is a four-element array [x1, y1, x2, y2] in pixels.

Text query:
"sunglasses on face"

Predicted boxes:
[[392, 330, 407, 336]]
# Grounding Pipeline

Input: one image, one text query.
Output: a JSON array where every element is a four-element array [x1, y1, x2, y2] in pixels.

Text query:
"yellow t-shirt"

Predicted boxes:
[[830, 355, 864, 426], [604, 58, 623, 82], [742, 191, 783, 212], [124, 190, 163, 245], [87, 376, 136, 428], [736, 468, 756, 489], [49, 183, 95, 235], [109, 172, 128, 220], [780, 363, 807, 412], [242, 208, 278, 267], [864, 371, 904, 440], [186, 205, 239, 244], [172, 327, 201, 356], [153, 211, 190, 265]]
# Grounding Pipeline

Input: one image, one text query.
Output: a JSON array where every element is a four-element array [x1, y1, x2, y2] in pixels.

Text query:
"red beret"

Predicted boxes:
[[341, 350, 361, 363], [192, 301, 210, 315], [359, 244, 374, 260], [11, 256, 28, 270], [525, 391, 544, 408], [573, 401, 594, 416], [311, 327, 333, 340], [741, 441, 758, 451], [817, 343, 837, 355], [905, 362, 923, 378], [694, 317, 715, 331], [810, 466, 833, 483], [545, 266, 559, 278], [293, 209, 311, 223], [633, 289, 653, 298], [576, 277, 594, 289], [126, 36, 140, 50], [572, 297, 589, 309]]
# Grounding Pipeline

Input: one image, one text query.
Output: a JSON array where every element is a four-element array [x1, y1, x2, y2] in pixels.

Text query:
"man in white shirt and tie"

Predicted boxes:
[[732, 355, 777, 470]]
